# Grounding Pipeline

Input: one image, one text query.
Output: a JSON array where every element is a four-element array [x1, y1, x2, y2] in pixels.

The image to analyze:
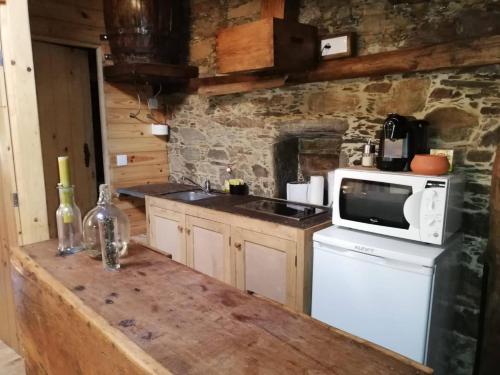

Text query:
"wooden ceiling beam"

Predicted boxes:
[[200, 34, 500, 96]]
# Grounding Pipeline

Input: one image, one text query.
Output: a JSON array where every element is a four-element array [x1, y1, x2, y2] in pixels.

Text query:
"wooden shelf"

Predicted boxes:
[[197, 34, 500, 96], [104, 63, 199, 86], [197, 74, 286, 96]]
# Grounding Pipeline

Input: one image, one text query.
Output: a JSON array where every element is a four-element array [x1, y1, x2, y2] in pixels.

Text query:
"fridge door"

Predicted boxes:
[[311, 241, 434, 363]]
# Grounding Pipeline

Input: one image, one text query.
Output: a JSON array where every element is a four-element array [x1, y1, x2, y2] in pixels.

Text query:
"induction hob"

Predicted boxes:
[[236, 199, 328, 221]]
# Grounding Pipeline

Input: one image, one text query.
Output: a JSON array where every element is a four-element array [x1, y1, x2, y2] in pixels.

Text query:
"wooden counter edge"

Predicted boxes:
[[250, 289, 433, 374], [315, 317, 433, 374], [9, 245, 173, 375], [11, 243, 433, 375]]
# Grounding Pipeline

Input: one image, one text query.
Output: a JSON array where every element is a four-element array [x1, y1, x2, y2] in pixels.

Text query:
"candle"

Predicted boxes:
[[57, 156, 73, 223], [58, 156, 71, 187]]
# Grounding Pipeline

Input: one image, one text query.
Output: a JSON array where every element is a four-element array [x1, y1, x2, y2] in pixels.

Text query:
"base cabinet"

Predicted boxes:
[[232, 227, 297, 308], [186, 215, 232, 284], [146, 196, 328, 313], [148, 206, 186, 264]]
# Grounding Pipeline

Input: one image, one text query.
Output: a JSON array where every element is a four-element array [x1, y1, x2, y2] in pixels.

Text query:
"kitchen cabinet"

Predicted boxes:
[[148, 205, 186, 264], [232, 227, 297, 308], [216, 18, 318, 74], [146, 195, 329, 313], [186, 215, 232, 284]]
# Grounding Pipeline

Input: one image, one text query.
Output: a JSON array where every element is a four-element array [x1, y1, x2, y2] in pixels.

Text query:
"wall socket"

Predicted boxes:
[[116, 154, 128, 167], [320, 34, 351, 58]]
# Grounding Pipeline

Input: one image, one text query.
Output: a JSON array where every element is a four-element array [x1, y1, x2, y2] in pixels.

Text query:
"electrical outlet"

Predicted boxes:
[[116, 154, 128, 167], [147, 97, 159, 110], [320, 34, 350, 58]]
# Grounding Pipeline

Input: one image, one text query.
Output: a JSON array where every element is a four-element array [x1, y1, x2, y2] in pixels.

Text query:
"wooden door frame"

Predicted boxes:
[[0, 0, 49, 245], [0, 0, 109, 352], [0, 0, 110, 247]]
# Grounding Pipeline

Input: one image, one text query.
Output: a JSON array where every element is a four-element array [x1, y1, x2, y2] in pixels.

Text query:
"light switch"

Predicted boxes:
[[116, 154, 128, 166]]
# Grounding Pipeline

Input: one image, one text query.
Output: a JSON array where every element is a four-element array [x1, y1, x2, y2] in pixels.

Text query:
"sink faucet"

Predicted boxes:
[[182, 176, 211, 193]]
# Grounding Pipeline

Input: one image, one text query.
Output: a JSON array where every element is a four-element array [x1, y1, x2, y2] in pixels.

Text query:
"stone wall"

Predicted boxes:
[[165, 1, 500, 374]]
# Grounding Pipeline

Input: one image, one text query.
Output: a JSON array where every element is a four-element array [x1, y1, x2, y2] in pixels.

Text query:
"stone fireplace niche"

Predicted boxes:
[[273, 124, 345, 201]]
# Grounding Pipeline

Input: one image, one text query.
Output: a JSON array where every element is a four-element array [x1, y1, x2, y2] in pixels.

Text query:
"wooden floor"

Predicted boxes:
[[0, 341, 25, 375]]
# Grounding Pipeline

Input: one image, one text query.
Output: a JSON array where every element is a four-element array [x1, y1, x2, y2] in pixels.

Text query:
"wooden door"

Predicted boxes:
[[148, 206, 186, 263], [32, 41, 98, 238], [233, 227, 297, 308], [186, 216, 232, 284]]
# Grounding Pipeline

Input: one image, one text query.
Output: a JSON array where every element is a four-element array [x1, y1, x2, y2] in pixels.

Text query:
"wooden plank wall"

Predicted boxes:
[[28, 0, 104, 47], [27, 0, 169, 236], [104, 83, 168, 235]]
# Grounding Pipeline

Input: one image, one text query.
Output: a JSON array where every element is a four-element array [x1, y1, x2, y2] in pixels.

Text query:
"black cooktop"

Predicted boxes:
[[236, 199, 328, 221]]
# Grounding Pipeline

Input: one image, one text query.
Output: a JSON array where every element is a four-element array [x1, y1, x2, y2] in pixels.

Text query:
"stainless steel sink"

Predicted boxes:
[[165, 190, 220, 202]]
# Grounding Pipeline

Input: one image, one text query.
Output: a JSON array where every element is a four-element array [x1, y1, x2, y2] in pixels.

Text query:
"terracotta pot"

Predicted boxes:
[[410, 154, 450, 175]]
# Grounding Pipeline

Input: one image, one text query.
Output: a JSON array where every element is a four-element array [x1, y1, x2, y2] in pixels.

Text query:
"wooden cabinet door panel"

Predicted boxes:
[[186, 216, 232, 284], [148, 206, 186, 264], [245, 241, 288, 304], [233, 227, 297, 308]]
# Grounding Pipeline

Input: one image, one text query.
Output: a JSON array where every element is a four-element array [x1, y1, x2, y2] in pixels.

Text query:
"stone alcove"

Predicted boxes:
[[273, 120, 348, 200]]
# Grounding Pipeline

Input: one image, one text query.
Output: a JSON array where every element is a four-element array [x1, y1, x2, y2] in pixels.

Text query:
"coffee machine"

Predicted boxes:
[[377, 113, 429, 171]]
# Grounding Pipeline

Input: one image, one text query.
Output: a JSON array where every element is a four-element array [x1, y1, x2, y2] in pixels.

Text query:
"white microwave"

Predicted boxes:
[[332, 168, 464, 245]]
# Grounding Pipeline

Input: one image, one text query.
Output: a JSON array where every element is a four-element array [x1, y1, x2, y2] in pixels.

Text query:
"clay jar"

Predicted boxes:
[[410, 154, 450, 175]]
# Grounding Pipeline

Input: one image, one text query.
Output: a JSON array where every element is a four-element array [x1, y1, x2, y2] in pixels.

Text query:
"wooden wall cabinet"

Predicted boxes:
[[216, 18, 318, 74], [146, 196, 329, 313]]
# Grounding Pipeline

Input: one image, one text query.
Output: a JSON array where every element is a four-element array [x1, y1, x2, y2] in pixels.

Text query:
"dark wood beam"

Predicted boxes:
[[104, 63, 198, 84], [289, 34, 500, 84], [199, 34, 500, 96], [197, 74, 286, 96]]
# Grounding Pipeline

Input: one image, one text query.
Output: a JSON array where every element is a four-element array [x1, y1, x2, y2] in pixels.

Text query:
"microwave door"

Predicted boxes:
[[339, 178, 412, 229]]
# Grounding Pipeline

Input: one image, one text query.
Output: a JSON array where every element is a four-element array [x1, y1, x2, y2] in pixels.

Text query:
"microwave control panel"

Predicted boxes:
[[420, 181, 447, 244]]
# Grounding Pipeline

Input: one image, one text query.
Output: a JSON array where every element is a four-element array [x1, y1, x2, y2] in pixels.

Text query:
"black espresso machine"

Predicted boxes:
[[377, 113, 429, 171]]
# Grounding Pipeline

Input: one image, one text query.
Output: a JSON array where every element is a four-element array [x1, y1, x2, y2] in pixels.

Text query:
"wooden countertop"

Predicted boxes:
[[118, 182, 331, 229], [152, 192, 332, 230], [11, 240, 432, 375]]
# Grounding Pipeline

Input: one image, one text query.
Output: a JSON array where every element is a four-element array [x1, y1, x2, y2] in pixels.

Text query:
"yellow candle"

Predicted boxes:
[[58, 156, 71, 187]]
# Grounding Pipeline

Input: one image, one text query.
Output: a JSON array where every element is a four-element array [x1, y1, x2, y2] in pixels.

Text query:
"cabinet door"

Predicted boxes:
[[148, 206, 186, 264], [233, 227, 297, 308], [186, 216, 232, 284]]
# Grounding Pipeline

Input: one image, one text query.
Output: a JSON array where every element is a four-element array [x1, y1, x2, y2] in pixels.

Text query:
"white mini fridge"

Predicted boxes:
[[311, 226, 461, 370]]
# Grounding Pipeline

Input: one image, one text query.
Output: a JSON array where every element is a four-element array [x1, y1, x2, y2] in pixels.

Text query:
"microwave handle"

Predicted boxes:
[[403, 191, 422, 228]]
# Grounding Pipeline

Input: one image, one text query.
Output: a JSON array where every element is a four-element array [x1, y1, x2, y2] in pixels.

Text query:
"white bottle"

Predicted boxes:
[[362, 140, 376, 167]]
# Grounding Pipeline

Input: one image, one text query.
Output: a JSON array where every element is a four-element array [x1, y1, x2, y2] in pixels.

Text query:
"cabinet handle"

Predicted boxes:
[[177, 225, 184, 233], [186, 228, 191, 235], [235, 242, 242, 250]]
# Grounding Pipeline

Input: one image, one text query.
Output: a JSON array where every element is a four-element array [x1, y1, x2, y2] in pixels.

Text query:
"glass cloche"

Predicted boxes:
[[83, 184, 130, 260]]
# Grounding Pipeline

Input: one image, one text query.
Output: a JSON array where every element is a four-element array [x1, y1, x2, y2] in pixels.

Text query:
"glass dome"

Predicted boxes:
[[83, 184, 130, 260]]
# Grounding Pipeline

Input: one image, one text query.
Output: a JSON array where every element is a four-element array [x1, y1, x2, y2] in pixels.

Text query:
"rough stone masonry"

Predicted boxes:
[[165, 1, 500, 374]]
